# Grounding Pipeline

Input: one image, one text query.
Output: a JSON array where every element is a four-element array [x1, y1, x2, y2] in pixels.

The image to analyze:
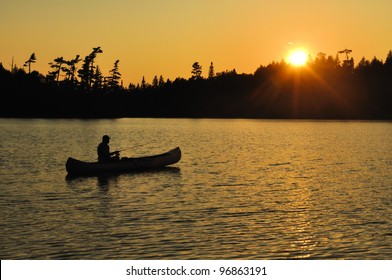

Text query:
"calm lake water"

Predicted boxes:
[[0, 118, 391, 259]]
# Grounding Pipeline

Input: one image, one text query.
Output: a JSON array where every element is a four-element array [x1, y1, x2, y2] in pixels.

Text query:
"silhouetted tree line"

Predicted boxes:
[[0, 48, 391, 119]]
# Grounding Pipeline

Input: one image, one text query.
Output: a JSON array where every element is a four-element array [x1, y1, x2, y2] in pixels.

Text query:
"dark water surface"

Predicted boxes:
[[0, 118, 391, 259]]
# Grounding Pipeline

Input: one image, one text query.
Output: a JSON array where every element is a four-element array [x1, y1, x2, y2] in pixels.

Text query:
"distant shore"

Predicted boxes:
[[1, 52, 392, 120]]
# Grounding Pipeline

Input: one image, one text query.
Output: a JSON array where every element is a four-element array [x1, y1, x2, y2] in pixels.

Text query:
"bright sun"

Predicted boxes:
[[288, 49, 308, 66]]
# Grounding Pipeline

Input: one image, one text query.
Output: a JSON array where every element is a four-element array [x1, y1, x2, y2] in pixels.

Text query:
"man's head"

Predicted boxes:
[[102, 135, 110, 143]]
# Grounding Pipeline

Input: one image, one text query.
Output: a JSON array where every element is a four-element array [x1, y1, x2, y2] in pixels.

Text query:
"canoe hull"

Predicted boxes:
[[66, 147, 181, 175]]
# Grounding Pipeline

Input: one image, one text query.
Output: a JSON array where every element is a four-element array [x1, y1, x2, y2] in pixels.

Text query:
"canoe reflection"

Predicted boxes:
[[65, 166, 181, 181]]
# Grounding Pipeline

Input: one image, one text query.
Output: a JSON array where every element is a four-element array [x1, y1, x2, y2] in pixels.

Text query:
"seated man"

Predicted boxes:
[[97, 135, 120, 163]]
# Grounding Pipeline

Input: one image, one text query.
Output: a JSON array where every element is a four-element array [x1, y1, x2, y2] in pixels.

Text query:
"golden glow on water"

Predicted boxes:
[[0, 119, 391, 259]]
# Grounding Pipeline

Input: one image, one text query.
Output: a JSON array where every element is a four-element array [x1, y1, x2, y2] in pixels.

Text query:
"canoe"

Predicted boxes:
[[66, 147, 181, 175]]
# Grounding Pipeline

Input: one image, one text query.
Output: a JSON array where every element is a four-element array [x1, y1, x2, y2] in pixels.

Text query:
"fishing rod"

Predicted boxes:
[[116, 144, 145, 153], [117, 147, 132, 152]]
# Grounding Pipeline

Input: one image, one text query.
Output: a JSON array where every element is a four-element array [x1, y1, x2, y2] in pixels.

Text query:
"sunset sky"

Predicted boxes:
[[1, 0, 391, 85]]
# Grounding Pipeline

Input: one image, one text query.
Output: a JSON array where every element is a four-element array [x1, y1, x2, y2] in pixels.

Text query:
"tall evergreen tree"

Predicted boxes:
[[141, 76, 146, 91], [385, 50, 392, 68], [48, 57, 66, 82], [92, 65, 104, 90], [208, 62, 215, 78], [24, 53, 37, 74], [107, 59, 121, 89], [191, 62, 202, 79], [158, 75, 165, 87], [63, 55, 81, 83], [338, 49, 354, 69], [152, 75, 159, 88], [78, 47, 103, 90]]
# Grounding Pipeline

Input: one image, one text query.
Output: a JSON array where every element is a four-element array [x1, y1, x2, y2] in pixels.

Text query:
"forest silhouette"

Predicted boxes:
[[1, 47, 391, 119]]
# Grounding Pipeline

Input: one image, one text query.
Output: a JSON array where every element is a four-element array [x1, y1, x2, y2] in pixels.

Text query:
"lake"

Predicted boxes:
[[0, 118, 391, 259]]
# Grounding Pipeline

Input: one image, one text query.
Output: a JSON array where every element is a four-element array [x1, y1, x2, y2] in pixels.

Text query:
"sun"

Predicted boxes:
[[288, 49, 308, 66]]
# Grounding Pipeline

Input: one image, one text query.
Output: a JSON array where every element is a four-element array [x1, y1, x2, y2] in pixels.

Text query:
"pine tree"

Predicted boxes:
[[385, 50, 392, 68], [191, 62, 202, 79], [78, 47, 103, 90], [208, 62, 215, 78], [24, 53, 37, 74], [63, 55, 81, 83], [152, 75, 159, 88], [141, 76, 146, 91], [92, 65, 104, 90], [158, 75, 165, 87], [338, 49, 354, 69], [48, 57, 65, 82], [107, 59, 121, 89]]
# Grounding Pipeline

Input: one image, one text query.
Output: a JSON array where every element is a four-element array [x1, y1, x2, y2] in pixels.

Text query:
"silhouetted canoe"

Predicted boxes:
[[66, 147, 181, 175]]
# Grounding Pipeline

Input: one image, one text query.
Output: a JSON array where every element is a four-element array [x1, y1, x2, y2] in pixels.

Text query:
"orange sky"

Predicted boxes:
[[1, 0, 391, 86]]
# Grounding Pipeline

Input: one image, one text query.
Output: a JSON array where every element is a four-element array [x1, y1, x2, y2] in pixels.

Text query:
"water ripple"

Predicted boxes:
[[1, 119, 392, 259]]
